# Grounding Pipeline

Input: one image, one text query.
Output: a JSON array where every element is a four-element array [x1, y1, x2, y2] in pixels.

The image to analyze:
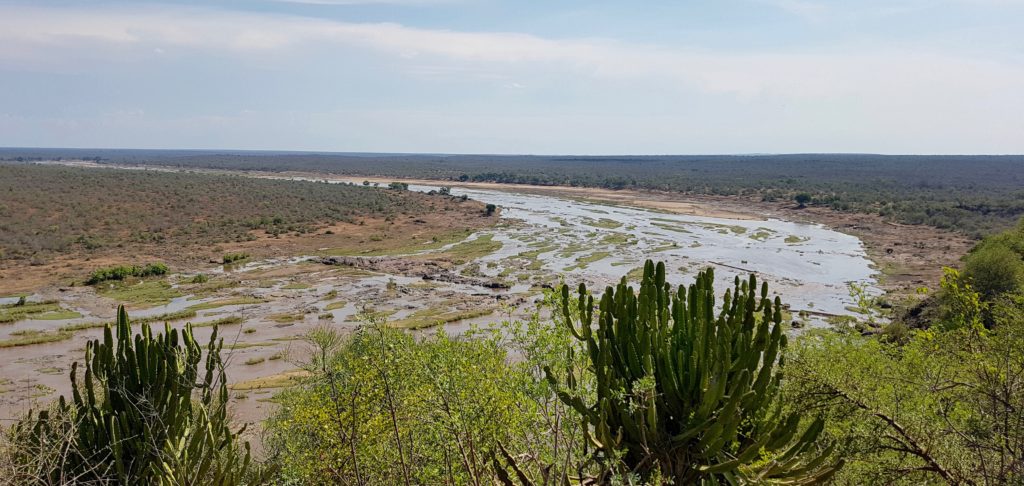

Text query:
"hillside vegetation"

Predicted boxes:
[[4, 149, 1023, 236], [0, 163, 484, 267]]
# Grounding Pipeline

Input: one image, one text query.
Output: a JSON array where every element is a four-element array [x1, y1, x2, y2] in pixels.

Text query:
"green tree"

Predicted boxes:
[[787, 316, 1024, 485], [794, 193, 812, 208], [268, 324, 529, 485], [963, 244, 1024, 299], [938, 267, 987, 331]]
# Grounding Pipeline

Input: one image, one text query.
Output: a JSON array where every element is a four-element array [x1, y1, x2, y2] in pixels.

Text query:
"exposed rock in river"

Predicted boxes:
[[320, 256, 511, 290]]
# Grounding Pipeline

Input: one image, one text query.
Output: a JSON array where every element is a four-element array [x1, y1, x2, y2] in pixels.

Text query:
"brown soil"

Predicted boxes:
[[0, 202, 497, 295]]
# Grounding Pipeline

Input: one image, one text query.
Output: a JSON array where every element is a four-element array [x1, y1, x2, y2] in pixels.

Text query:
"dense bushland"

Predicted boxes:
[[6, 149, 1023, 236], [809, 217, 1024, 483], [268, 263, 839, 484], [0, 163, 459, 262]]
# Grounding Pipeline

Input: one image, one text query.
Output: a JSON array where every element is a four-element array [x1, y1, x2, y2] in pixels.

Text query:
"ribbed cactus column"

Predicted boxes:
[[547, 260, 841, 484], [24, 305, 255, 485]]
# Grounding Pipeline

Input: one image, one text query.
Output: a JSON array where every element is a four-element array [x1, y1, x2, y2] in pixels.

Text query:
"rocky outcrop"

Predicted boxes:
[[320, 256, 510, 289]]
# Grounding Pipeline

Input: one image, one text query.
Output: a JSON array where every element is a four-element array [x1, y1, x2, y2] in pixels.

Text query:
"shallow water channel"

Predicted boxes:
[[0, 176, 879, 427]]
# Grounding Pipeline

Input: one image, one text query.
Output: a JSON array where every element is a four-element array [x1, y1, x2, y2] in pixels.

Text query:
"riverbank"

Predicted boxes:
[[313, 174, 972, 300]]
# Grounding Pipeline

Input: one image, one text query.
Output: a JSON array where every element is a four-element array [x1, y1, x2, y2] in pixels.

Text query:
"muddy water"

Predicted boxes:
[[0, 172, 879, 433]]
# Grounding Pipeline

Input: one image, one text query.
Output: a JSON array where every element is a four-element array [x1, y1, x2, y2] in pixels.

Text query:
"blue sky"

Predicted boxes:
[[0, 0, 1022, 154]]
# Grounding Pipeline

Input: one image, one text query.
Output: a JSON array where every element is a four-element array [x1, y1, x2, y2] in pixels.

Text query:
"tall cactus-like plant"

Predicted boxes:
[[15, 305, 257, 485], [546, 260, 841, 484]]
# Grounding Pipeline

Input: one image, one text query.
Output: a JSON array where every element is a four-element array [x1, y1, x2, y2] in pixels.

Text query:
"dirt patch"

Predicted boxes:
[[0, 202, 496, 295]]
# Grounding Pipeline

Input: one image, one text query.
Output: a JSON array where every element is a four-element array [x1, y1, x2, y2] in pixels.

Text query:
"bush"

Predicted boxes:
[[267, 325, 528, 485], [85, 262, 168, 285], [786, 309, 1024, 485], [964, 244, 1024, 299], [794, 192, 812, 208], [223, 252, 251, 264]]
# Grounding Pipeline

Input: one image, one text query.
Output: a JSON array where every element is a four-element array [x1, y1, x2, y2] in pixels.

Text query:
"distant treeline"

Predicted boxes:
[[3, 149, 1024, 236]]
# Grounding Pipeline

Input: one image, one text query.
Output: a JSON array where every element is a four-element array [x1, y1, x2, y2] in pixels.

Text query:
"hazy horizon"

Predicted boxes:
[[5, 146, 1024, 158]]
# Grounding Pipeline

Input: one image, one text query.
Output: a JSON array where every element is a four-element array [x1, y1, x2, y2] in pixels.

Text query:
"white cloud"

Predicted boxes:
[[273, 0, 464, 4], [0, 4, 1021, 152], [0, 4, 1020, 102], [756, 0, 1024, 22]]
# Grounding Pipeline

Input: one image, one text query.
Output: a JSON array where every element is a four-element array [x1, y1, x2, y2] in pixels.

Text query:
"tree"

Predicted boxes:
[[485, 203, 497, 216], [963, 243, 1024, 299], [794, 193, 812, 208], [787, 312, 1024, 485], [268, 325, 529, 485], [531, 261, 841, 484], [388, 182, 409, 191]]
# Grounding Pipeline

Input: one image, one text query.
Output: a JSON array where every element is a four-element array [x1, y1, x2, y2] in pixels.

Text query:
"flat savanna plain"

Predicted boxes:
[[0, 158, 976, 440], [0, 164, 493, 293], [0, 164, 503, 425]]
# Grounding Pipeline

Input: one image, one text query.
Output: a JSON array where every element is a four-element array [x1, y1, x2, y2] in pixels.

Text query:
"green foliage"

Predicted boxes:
[[938, 217, 1024, 327], [388, 181, 409, 190], [4, 306, 264, 484], [938, 267, 987, 331], [787, 315, 1024, 485], [963, 241, 1024, 299], [485, 203, 498, 216], [86, 262, 169, 285], [794, 193, 812, 208], [222, 252, 251, 264], [268, 325, 529, 485], [542, 260, 840, 484]]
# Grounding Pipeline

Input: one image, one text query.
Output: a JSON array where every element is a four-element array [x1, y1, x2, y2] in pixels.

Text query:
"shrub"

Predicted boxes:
[[267, 325, 528, 485], [794, 193, 812, 208], [223, 252, 251, 264], [964, 243, 1024, 299], [85, 262, 168, 285]]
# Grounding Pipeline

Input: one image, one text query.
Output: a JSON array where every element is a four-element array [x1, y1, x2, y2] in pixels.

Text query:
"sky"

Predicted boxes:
[[0, 0, 1022, 154]]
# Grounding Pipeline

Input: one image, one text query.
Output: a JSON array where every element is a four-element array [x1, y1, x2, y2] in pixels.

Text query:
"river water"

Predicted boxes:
[[0, 167, 879, 422], [360, 180, 878, 323]]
